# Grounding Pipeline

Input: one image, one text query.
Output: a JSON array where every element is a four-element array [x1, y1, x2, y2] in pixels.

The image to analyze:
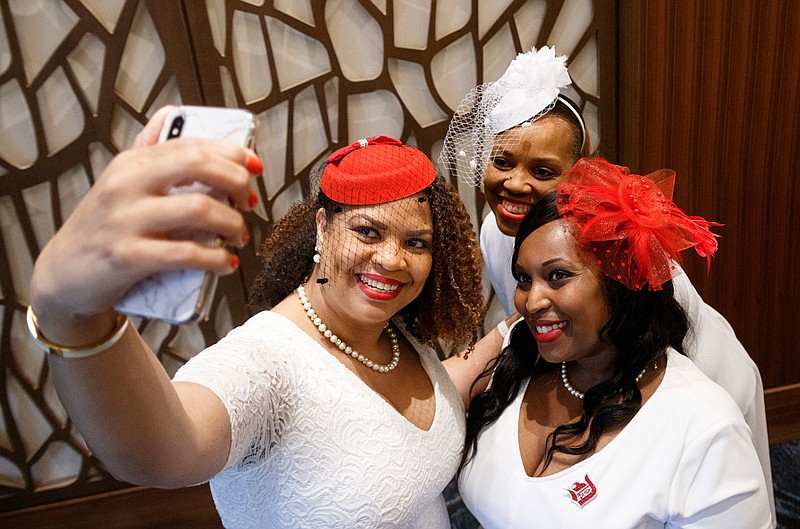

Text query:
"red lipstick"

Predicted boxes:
[[357, 274, 403, 301]]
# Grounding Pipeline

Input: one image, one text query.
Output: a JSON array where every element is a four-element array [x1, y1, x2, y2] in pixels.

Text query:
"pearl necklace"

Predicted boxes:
[[297, 285, 400, 373], [560, 361, 648, 400]]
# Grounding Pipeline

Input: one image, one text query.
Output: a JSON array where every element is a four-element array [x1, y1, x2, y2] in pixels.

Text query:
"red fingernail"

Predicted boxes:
[[242, 227, 250, 245], [230, 254, 240, 269], [248, 188, 258, 209], [246, 155, 263, 174]]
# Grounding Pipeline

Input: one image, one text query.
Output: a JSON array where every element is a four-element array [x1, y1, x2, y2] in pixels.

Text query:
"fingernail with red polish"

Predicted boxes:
[[246, 155, 263, 174], [242, 227, 250, 245], [230, 254, 240, 269], [248, 188, 258, 209]]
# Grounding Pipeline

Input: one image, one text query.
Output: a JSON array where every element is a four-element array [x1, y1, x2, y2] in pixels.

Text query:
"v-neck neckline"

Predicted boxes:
[[270, 311, 440, 433], [513, 353, 671, 480]]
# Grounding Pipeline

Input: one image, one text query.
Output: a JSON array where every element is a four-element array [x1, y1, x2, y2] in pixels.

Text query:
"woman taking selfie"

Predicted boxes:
[[28, 111, 485, 528]]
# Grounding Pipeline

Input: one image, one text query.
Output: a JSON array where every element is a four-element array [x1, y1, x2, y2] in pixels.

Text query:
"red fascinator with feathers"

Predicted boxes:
[[557, 158, 722, 291]]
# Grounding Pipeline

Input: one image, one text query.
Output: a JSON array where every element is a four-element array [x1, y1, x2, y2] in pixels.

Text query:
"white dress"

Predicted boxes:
[[479, 214, 775, 525], [480, 215, 518, 318], [459, 349, 771, 529], [173, 310, 465, 529]]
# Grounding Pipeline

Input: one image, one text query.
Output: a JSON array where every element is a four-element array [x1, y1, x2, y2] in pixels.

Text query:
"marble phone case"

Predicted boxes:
[[114, 106, 256, 324]]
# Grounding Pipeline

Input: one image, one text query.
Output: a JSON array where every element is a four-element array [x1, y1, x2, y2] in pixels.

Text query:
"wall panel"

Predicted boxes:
[[618, 1, 800, 414], [0, 0, 614, 516]]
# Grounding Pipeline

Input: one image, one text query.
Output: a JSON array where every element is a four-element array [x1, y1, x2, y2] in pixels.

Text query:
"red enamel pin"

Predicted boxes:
[[566, 474, 597, 508]]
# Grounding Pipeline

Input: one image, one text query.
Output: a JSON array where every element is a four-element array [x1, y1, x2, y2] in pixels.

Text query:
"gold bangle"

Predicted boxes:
[[26, 306, 129, 358]]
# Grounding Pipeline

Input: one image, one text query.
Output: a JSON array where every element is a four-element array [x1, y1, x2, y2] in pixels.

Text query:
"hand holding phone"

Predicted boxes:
[[114, 106, 257, 324]]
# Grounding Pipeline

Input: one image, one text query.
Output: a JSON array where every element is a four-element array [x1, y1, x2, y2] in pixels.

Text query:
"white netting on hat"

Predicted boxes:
[[438, 46, 581, 187]]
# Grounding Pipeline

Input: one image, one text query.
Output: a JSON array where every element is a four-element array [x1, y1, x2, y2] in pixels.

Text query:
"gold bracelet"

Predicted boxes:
[[26, 306, 129, 358]]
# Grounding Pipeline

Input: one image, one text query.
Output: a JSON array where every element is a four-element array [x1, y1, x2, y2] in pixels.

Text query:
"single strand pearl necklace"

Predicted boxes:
[[297, 285, 400, 373], [561, 361, 648, 400]]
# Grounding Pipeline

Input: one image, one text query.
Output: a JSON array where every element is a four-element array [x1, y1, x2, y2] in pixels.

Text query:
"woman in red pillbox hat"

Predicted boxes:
[[30, 120, 487, 528]]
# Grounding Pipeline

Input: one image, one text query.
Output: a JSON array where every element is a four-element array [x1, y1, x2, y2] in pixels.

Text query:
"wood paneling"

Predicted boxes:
[[2, 0, 615, 515], [618, 0, 800, 393], [766, 384, 800, 445], [0, 485, 221, 529]]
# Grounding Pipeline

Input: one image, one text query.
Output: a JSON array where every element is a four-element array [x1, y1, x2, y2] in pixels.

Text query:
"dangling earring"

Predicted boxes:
[[313, 245, 328, 284]]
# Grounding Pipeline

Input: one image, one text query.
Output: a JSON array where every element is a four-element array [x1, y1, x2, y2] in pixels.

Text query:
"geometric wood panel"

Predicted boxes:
[[0, 0, 614, 512]]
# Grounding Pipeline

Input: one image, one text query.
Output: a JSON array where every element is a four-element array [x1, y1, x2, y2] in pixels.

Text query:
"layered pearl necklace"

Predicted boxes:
[[296, 285, 400, 373], [560, 361, 648, 400]]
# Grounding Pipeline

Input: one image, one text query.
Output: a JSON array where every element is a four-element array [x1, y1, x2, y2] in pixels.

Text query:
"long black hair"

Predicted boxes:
[[459, 192, 689, 475]]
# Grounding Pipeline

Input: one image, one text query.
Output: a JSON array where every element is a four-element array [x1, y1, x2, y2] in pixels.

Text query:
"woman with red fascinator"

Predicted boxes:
[[27, 109, 485, 528], [457, 159, 771, 528], [440, 46, 774, 526]]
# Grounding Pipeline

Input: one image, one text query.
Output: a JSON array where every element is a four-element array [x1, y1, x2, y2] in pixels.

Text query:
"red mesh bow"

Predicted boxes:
[[557, 158, 722, 291]]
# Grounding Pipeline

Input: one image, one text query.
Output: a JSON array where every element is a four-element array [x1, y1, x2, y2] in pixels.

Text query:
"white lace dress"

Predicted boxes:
[[173, 310, 465, 529]]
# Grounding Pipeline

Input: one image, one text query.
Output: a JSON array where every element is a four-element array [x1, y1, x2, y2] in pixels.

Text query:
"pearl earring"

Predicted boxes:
[[313, 245, 328, 284]]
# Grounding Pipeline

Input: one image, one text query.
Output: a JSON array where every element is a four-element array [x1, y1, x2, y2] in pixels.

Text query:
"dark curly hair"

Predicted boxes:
[[248, 171, 485, 354], [459, 192, 689, 476]]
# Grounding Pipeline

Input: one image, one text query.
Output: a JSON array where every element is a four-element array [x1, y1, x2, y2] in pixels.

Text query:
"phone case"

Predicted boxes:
[[114, 106, 257, 324]]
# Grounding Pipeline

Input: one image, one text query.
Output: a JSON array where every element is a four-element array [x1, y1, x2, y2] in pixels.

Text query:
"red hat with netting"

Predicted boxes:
[[320, 136, 436, 205], [557, 158, 722, 291]]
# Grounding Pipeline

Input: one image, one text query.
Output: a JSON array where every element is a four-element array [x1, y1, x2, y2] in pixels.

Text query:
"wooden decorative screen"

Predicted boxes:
[[0, 0, 613, 511]]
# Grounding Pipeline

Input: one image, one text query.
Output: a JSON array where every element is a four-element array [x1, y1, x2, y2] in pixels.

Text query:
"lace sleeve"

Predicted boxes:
[[172, 311, 298, 472]]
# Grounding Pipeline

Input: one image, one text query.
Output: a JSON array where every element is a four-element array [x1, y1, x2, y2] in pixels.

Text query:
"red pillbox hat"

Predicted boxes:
[[320, 136, 436, 205]]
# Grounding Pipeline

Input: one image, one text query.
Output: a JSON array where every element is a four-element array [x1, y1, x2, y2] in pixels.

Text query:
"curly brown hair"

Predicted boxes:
[[248, 173, 485, 354]]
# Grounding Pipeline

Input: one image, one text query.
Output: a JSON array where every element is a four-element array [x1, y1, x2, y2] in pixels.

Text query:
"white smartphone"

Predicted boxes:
[[114, 106, 257, 324]]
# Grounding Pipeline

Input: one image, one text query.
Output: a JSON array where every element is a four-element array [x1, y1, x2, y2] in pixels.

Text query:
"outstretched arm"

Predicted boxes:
[[29, 107, 261, 487], [444, 313, 520, 408]]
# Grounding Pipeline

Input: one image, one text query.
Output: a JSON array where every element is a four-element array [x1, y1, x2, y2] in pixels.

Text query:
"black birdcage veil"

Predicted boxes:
[[296, 136, 438, 372]]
